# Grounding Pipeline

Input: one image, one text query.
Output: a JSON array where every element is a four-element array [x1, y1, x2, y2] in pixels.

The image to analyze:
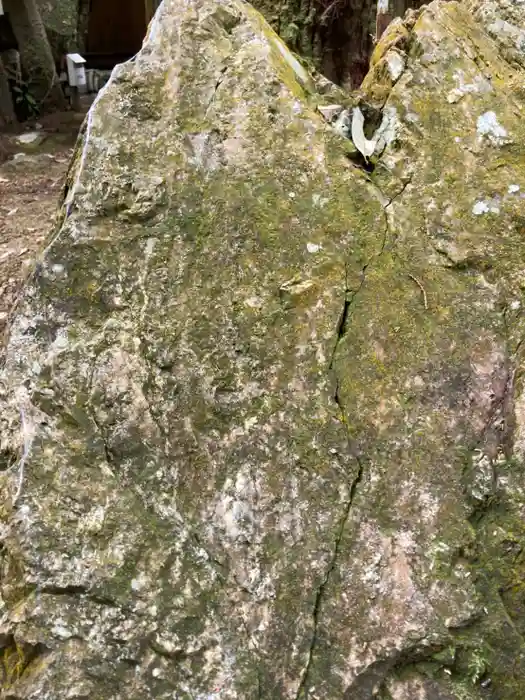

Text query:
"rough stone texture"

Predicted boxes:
[[0, 0, 525, 698]]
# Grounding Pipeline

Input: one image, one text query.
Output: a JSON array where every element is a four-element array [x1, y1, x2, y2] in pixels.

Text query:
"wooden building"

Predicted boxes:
[[85, 0, 160, 68]]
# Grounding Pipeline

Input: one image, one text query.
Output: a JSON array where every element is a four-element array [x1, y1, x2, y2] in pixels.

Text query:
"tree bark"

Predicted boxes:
[[0, 54, 17, 127], [4, 0, 65, 111], [76, 0, 91, 53]]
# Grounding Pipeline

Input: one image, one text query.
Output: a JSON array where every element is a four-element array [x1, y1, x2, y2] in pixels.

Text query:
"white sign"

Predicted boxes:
[[66, 53, 87, 88]]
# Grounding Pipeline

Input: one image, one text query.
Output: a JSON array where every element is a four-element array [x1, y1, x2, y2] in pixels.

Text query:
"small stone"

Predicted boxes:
[[15, 131, 45, 147]]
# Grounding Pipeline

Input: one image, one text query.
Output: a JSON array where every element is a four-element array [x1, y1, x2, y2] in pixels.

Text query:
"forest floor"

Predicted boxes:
[[0, 101, 90, 351]]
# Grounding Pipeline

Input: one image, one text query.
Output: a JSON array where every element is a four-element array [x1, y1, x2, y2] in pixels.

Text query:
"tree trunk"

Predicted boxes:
[[76, 0, 91, 54], [0, 54, 17, 127], [4, 0, 65, 111]]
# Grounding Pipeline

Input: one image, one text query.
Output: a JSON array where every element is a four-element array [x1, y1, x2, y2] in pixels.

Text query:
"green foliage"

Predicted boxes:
[[12, 81, 39, 118], [466, 646, 489, 685]]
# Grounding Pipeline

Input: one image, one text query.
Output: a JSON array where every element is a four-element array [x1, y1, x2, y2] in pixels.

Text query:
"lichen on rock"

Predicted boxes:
[[0, 0, 525, 698]]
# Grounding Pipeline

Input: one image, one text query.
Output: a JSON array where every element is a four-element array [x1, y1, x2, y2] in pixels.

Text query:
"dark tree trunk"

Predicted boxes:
[[318, 0, 377, 89], [0, 54, 17, 126], [76, 0, 91, 53]]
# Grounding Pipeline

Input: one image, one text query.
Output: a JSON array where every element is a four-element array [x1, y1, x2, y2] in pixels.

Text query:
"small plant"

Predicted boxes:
[[11, 82, 39, 120], [466, 645, 490, 685], [4, 59, 40, 121]]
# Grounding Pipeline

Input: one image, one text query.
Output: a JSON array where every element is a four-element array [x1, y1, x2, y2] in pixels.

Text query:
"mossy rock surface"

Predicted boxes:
[[0, 0, 525, 698]]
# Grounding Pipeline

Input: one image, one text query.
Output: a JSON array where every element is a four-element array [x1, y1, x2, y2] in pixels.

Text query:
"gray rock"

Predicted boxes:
[[1, 0, 525, 698]]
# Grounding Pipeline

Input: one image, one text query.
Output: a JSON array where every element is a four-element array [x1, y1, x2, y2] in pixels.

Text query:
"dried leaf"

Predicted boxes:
[[351, 106, 377, 160]]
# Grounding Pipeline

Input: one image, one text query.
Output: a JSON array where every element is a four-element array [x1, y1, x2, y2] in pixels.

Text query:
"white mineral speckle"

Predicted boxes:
[[508, 184, 520, 194], [131, 572, 148, 591], [312, 193, 329, 207], [144, 237, 157, 256], [49, 328, 69, 355], [386, 51, 405, 81], [373, 105, 400, 154], [472, 199, 500, 215], [80, 504, 105, 533], [447, 71, 492, 104], [244, 416, 257, 430], [476, 111, 508, 145], [52, 624, 72, 639], [244, 296, 263, 309], [472, 201, 489, 215], [306, 242, 321, 253]]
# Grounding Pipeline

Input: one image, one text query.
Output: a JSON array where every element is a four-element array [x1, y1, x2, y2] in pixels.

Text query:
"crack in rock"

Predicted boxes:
[[38, 585, 134, 612], [301, 172, 413, 698], [329, 176, 412, 377], [296, 457, 365, 699], [206, 64, 230, 116], [329, 263, 367, 374]]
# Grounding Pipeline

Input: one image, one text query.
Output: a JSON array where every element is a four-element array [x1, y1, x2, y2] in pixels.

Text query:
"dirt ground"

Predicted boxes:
[[0, 103, 90, 349]]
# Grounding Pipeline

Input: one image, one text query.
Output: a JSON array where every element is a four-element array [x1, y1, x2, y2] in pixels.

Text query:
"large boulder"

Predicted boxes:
[[0, 0, 524, 698]]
